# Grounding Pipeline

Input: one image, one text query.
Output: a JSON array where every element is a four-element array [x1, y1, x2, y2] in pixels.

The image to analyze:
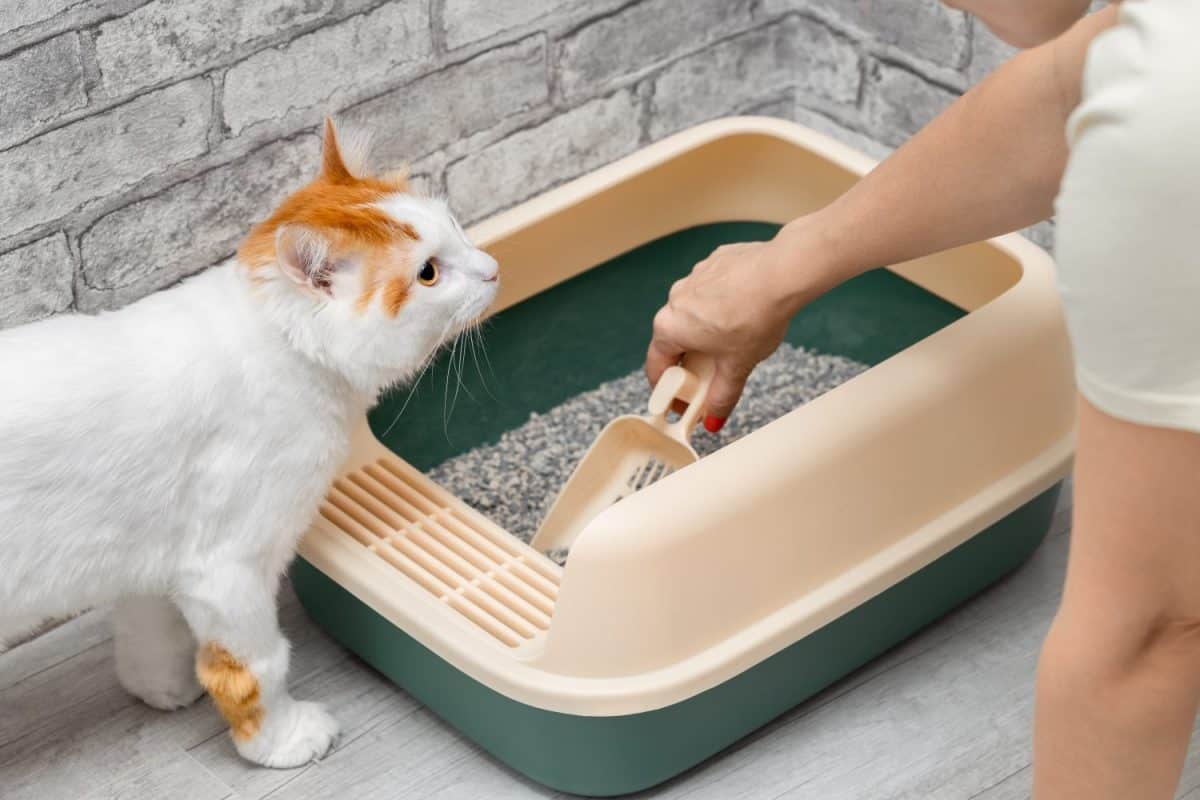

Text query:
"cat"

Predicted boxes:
[[0, 119, 499, 768]]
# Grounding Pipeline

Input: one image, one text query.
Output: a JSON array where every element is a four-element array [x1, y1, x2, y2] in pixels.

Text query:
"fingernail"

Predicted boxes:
[[703, 415, 727, 433]]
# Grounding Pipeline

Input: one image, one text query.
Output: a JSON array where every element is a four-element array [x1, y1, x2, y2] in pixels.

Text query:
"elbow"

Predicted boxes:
[[996, 25, 1062, 50], [941, 0, 1091, 49]]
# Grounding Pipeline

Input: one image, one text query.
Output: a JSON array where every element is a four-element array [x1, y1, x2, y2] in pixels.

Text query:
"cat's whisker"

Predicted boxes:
[[441, 333, 462, 443], [476, 319, 501, 389], [380, 312, 459, 438], [454, 321, 486, 402], [448, 331, 472, 409], [379, 350, 437, 438], [468, 324, 498, 402], [455, 334, 480, 405]]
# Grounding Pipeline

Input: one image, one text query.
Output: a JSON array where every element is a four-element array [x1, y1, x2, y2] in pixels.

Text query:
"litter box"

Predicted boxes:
[[290, 117, 1075, 796]]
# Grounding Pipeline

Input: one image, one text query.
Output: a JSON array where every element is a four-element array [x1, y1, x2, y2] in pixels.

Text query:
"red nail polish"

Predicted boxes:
[[703, 415, 726, 433]]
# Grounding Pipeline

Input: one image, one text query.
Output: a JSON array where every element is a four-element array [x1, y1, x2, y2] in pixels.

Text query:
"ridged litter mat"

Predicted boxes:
[[428, 342, 868, 562]]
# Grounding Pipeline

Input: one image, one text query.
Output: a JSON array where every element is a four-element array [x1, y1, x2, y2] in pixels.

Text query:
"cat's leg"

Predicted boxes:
[[176, 565, 339, 768], [113, 596, 205, 710]]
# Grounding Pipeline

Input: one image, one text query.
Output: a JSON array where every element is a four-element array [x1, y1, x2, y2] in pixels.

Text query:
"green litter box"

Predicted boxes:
[[291, 118, 1075, 796]]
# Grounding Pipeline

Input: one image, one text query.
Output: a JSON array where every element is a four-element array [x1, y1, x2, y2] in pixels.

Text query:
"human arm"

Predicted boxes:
[[645, 5, 1119, 426], [944, 0, 1092, 47]]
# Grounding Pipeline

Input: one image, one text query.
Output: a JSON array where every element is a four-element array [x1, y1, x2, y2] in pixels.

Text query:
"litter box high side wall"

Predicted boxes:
[[537, 231, 1076, 679], [0, 0, 1065, 333]]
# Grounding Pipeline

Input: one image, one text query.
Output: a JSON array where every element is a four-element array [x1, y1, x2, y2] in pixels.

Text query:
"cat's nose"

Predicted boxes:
[[476, 252, 499, 283]]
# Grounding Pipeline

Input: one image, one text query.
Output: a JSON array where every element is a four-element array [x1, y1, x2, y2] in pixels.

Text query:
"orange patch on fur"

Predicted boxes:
[[354, 243, 414, 313], [196, 643, 264, 742], [382, 277, 409, 317], [355, 264, 380, 313], [237, 118, 418, 301]]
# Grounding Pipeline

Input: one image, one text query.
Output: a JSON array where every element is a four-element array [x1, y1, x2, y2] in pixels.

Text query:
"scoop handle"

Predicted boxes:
[[647, 352, 717, 443]]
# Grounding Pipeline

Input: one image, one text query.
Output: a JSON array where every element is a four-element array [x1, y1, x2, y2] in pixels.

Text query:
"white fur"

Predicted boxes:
[[0, 186, 497, 766], [114, 596, 205, 710]]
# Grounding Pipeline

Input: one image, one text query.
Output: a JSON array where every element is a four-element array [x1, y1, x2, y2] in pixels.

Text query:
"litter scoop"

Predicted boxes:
[[531, 353, 716, 556]]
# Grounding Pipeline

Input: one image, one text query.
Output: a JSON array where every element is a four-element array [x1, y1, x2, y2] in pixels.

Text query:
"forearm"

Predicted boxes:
[[773, 6, 1118, 305]]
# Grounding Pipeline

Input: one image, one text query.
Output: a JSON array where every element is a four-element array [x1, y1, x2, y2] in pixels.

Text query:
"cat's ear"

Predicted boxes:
[[275, 225, 334, 292], [320, 117, 371, 184]]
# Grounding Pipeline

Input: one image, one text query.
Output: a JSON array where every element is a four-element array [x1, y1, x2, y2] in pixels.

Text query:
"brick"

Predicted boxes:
[[792, 106, 892, 160], [796, 0, 969, 69], [95, 0, 340, 99], [1, 0, 108, 39], [649, 18, 858, 139], [558, 0, 756, 101], [967, 22, 1018, 84], [0, 234, 74, 329], [222, 2, 432, 136], [77, 135, 320, 312], [446, 90, 641, 223], [745, 94, 796, 120], [861, 61, 957, 146], [0, 78, 212, 237], [1, 0, 84, 36], [1023, 220, 1055, 253], [0, 32, 87, 149], [0, 1, 147, 57], [346, 36, 547, 166], [442, 0, 548, 49], [405, 171, 435, 197], [441, 0, 626, 50]]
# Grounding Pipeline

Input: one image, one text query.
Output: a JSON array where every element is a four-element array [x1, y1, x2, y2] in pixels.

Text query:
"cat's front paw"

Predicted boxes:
[[236, 701, 340, 769]]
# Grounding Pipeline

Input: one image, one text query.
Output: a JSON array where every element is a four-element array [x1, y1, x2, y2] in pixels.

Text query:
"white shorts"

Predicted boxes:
[[1054, 0, 1200, 433]]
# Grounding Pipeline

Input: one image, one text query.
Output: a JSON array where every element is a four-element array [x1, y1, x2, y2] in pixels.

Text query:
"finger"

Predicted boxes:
[[645, 338, 683, 387], [645, 314, 685, 387], [703, 362, 752, 432], [667, 278, 687, 303]]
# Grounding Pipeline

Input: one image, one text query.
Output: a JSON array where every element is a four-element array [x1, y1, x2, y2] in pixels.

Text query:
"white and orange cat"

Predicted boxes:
[[0, 120, 498, 767]]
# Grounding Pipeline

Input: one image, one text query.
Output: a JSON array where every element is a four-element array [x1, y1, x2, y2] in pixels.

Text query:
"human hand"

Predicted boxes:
[[644, 219, 847, 432]]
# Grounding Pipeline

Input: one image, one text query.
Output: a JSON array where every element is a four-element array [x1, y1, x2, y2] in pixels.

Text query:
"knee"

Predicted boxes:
[[1038, 608, 1200, 707]]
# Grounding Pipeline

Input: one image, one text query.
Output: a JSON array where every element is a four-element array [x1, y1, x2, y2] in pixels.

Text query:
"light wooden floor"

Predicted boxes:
[[5, 480, 1200, 800]]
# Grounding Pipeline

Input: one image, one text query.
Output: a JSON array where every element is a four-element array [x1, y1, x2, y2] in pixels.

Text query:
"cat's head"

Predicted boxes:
[[238, 119, 499, 393]]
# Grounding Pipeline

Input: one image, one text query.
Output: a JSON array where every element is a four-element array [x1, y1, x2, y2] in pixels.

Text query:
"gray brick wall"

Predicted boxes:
[[0, 0, 1051, 330]]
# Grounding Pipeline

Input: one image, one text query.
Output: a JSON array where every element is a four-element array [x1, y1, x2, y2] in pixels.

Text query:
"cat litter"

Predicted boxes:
[[427, 343, 868, 561]]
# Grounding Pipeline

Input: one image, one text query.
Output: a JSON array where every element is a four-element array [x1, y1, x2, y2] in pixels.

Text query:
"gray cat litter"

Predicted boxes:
[[427, 343, 868, 560]]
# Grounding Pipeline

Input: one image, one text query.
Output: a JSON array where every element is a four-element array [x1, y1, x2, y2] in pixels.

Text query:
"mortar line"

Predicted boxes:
[[0, 0, 155, 59]]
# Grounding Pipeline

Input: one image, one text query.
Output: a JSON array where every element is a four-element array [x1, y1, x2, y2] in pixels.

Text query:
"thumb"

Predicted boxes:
[[702, 361, 751, 432]]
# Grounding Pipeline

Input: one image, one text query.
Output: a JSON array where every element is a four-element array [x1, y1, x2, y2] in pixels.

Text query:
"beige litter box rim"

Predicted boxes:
[[297, 116, 1075, 717]]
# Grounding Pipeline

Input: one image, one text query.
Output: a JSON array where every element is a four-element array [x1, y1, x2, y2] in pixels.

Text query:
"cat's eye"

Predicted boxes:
[[418, 259, 439, 286]]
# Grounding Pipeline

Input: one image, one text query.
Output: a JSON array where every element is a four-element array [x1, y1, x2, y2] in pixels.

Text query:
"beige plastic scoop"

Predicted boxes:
[[531, 353, 716, 556]]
